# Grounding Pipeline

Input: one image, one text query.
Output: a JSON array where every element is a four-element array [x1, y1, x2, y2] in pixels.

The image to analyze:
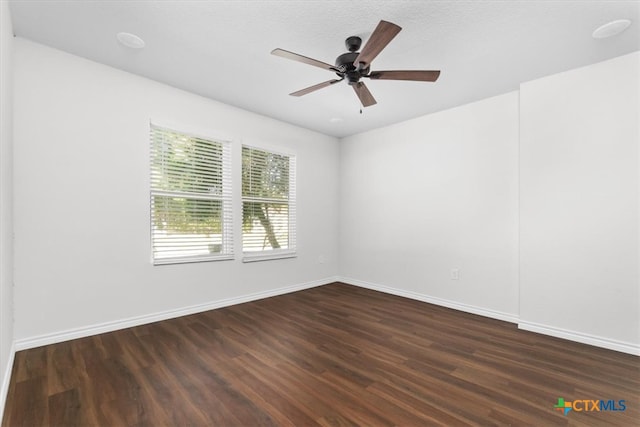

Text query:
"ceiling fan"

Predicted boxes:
[[271, 20, 440, 108]]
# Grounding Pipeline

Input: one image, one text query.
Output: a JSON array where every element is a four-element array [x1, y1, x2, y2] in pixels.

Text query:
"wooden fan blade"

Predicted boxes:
[[368, 70, 441, 82], [271, 48, 336, 71], [352, 82, 377, 107], [353, 20, 401, 68], [290, 79, 343, 97]]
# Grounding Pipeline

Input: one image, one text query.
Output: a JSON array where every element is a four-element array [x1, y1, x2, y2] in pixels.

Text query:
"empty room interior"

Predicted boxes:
[[0, 1, 639, 425]]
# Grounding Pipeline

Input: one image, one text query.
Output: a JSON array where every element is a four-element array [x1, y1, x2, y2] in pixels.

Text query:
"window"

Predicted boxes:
[[150, 124, 233, 264], [242, 145, 296, 261]]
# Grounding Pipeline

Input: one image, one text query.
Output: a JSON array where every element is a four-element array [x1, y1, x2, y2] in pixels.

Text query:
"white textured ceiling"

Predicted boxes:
[[8, 1, 640, 138]]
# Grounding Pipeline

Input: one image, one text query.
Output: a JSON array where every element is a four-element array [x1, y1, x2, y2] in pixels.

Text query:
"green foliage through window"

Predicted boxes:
[[150, 125, 232, 263], [242, 146, 295, 252]]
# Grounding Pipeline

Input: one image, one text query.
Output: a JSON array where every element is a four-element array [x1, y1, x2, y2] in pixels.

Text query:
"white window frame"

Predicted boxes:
[[241, 144, 296, 263], [150, 123, 234, 265]]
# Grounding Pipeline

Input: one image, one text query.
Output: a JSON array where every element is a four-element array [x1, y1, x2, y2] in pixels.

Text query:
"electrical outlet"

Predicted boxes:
[[450, 268, 460, 280], [318, 254, 325, 264]]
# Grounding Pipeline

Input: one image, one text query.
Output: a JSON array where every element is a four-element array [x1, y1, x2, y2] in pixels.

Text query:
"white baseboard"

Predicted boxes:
[[339, 277, 519, 324], [14, 276, 339, 351], [0, 341, 15, 424], [518, 320, 640, 356], [339, 277, 639, 356], [12, 275, 639, 358]]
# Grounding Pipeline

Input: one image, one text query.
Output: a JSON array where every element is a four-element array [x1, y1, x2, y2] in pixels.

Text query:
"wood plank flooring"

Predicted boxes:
[[3, 282, 639, 426]]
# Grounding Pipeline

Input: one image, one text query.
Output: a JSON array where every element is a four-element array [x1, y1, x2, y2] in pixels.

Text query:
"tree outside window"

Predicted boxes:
[[242, 146, 295, 253], [150, 125, 232, 264]]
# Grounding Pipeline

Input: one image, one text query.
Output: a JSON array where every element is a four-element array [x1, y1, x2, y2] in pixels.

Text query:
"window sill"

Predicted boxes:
[[242, 251, 297, 263], [153, 254, 234, 266]]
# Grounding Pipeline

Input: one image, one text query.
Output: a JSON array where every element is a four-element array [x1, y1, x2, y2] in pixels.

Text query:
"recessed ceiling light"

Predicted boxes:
[[116, 32, 145, 49], [592, 19, 632, 39]]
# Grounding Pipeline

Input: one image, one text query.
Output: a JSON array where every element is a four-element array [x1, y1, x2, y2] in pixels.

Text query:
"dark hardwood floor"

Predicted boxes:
[[2, 282, 639, 426]]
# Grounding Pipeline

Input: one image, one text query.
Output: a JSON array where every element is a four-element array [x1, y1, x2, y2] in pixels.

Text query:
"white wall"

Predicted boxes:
[[12, 38, 339, 344], [519, 52, 639, 353], [339, 52, 639, 354], [8, 34, 639, 360], [0, 0, 15, 417], [339, 92, 520, 320]]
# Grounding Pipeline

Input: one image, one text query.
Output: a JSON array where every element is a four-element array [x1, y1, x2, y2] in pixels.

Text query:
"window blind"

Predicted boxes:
[[242, 146, 296, 259], [150, 124, 233, 264]]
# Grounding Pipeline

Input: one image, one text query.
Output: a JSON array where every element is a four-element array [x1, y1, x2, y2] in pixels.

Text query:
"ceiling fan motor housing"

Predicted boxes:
[[335, 50, 369, 85]]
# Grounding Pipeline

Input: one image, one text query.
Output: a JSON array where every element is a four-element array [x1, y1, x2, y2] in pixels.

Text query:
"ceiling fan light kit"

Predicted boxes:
[[271, 20, 440, 108]]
